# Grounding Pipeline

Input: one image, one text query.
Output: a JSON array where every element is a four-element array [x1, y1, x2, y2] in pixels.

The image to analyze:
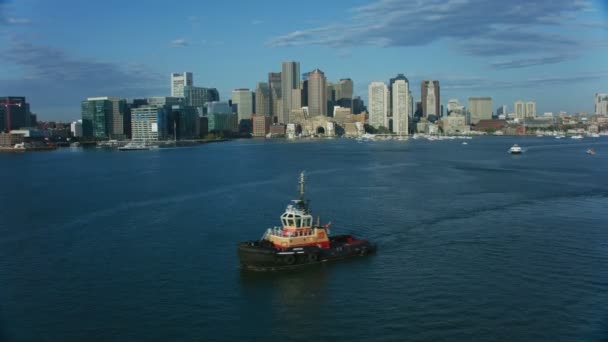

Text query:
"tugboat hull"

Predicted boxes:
[[238, 235, 376, 271]]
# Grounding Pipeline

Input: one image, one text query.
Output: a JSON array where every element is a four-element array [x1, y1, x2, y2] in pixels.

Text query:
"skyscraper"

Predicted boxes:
[[421, 80, 440, 118], [526, 101, 536, 118], [183, 86, 219, 109], [515, 100, 525, 119], [255, 82, 270, 116], [268, 72, 282, 121], [81, 97, 112, 138], [171, 72, 193, 97], [392, 79, 410, 135], [307, 69, 327, 116], [368, 82, 388, 129], [336, 78, 353, 108], [595, 93, 608, 115], [468, 97, 493, 124], [389, 74, 408, 116], [280, 61, 300, 123], [231, 89, 254, 123]]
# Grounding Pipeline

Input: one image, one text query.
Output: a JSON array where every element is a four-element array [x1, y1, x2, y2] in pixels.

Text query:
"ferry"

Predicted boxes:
[[238, 172, 376, 271], [508, 144, 523, 154]]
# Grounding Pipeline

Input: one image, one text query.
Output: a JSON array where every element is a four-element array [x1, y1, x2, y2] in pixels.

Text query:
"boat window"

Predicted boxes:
[[282, 219, 287, 226], [295, 218, 301, 227], [288, 219, 294, 226]]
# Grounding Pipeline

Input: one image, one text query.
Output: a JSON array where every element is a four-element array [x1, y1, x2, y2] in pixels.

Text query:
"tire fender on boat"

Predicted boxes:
[[308, 253, 319, 263], [284, 255, 296, 265]]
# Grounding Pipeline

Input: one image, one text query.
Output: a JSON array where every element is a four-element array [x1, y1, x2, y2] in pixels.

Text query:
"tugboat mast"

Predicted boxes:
[[299, 171, 306, 200]]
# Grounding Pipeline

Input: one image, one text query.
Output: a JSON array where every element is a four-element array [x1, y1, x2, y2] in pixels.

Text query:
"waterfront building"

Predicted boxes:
[[207, 113, 237, 132], [595, 93, 608, 115], [468, 97, 493, 125], [280, 61, 300, 124], [252, 114, 272, 137], [231, 89, 254, 123], [81, 97, 112, 139], [70, 120, 83, 137], [440, 114, 469, 134], [147, 96, 182, 107], [368, 82, 389, 129], [0, 96, 31, 132], [307, 69, 327, 117], [171, 72, 193, 97], [392, 79, 410, 135], [255, 82, 270, 116], [269, 123, 286, 136], [421, 80, 440, 118], [131, 105, 168, 142]]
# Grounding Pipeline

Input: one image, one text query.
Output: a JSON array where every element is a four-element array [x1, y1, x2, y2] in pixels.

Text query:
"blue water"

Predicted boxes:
[[1, 137, 608, 341]]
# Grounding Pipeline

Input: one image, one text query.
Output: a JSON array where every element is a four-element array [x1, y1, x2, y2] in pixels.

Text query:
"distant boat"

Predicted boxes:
[[462, 142, 468, 145], [571, 135, 584, 140], [586, 148, 596, 155], [588, 133, 600, 138], [118, 142, 151, 151], [508, 144, 523, 154]]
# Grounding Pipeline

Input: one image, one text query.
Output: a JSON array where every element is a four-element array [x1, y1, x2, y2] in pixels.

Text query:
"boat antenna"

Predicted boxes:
[[299, 171, 306, 200]]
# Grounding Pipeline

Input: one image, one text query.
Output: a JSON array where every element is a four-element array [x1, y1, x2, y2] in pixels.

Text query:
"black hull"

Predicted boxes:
[[238, 235, 376, 271]]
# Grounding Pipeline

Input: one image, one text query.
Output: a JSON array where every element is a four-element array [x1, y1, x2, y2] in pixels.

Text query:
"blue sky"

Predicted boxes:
[[0, 0, 607, 121]]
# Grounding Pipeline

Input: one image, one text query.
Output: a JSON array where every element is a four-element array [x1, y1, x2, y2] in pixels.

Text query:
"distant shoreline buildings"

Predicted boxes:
[[2, 62, 608, 146]]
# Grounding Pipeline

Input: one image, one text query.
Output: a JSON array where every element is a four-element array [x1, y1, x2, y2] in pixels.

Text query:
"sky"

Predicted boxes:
[[0, 0, 607, 121]]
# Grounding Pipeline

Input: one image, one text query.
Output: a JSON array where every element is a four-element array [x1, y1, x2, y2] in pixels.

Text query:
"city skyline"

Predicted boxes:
[[0, 0, 607, 120]]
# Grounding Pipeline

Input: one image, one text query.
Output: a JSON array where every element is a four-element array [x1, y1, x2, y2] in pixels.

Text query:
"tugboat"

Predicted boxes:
[[238, 172, 376, 271]]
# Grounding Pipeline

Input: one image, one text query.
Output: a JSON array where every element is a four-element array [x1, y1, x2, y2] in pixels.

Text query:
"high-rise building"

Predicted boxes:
[[280, 61, 300, 123], [526, 101, 536, 118], [595, 93, 608, 115], [514, 100, 536, 119], [421, 80, 440, 119], [468, 97, 493, 124], [81, 97, 112, 138], [392, 79, 410, 135], [307, 69, 327, 116], [171, 72, 193, 97], [368, 82, 388, 129], [231, 89, 254, 123], [255, 82, 271, 116], [131, 97, 196, 142], [352, 96, 365, 114], [514, 100, 525, 119], [268, 72, 282, 121], [291, 89, 302, 110], [336, 78, 353, 108], [0, 96, 30, 132], [183, 86, 219, 109], [389, 74, 408, 117]]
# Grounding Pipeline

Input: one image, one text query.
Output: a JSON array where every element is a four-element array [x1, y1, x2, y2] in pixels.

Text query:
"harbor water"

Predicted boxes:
[[1, 136, 607, 341]]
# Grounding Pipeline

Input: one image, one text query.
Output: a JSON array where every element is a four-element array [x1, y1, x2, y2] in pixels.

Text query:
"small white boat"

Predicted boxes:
[[586, 148, 596, 155], [13, 143, 26, 150], [588, 133, 600, 138], [509, 144, 523, 154], [571, 135, 583, 140], [462, 142, 468, 145], [118, 142, 150, 151]]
